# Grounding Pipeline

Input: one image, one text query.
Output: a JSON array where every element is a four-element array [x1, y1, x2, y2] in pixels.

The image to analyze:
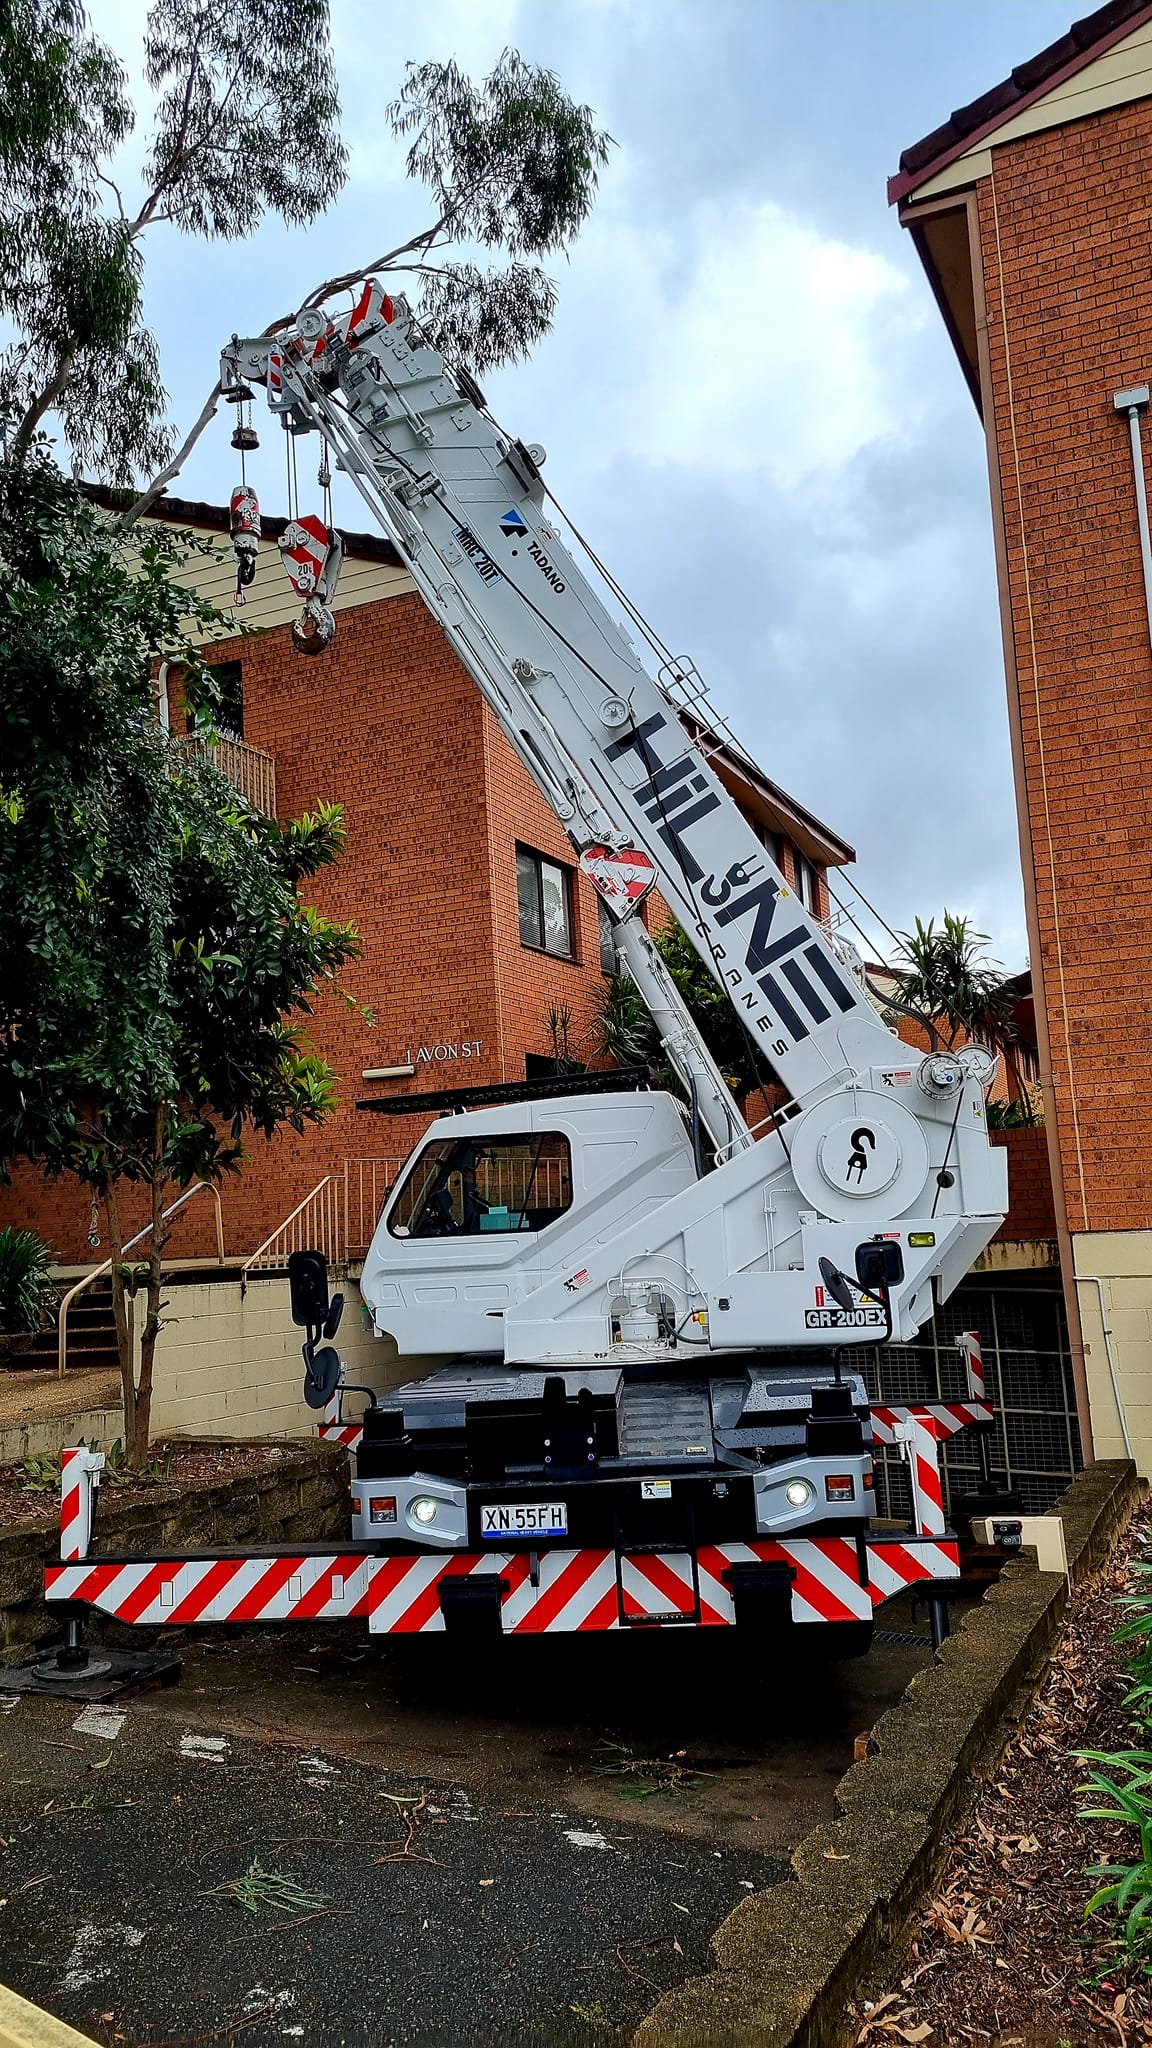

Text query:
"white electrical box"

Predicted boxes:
[[972, 1514, 1068, 1575]]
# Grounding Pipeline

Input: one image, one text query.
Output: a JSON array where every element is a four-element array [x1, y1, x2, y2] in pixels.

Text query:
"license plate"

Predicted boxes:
[[480, 1500, 567, 1538]]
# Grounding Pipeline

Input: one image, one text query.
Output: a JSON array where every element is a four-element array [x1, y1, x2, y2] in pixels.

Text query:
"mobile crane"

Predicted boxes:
[[40, 282, 1007, 1661]]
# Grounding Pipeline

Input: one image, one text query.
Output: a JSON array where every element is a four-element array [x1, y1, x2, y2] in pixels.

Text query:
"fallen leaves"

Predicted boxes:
[[847, 1507, 1152, 2046], [856, 1992, 933, 2042], [201, 1859, 328, 1916]]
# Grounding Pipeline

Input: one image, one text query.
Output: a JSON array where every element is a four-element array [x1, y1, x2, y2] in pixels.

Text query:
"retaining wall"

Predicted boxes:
[[147, 1274, 413, 1440], [635, 1459, 1141, 2048], [0, 1440, 349, 1655]]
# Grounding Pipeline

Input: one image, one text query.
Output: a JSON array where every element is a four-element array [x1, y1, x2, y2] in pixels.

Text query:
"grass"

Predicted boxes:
[[203, 1859, 330, 1916]]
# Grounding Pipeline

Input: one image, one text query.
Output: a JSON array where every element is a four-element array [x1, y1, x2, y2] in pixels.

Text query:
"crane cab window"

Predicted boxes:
[[388, 1133, 573, 1238]]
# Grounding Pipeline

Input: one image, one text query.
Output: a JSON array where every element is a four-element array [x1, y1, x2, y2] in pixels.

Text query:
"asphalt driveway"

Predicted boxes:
[[0, 1611, 937, 2044]]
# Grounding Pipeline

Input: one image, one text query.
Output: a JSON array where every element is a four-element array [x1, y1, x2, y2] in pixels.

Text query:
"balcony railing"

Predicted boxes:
[[180, 735, 277, 817]]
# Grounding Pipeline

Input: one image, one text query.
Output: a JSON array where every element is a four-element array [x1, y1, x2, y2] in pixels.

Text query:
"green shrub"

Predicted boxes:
[[1078, 1560, 1152, 1961], [0, 1226, 57, 1347]]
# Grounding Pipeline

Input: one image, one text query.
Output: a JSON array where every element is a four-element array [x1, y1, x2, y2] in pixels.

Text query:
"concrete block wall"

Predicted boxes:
[[1073, 1232, 1152, 1471], [148, 1276, 412, 1441]]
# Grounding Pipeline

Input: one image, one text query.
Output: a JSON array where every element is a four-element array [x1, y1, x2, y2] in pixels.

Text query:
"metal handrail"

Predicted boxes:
[[56, 1181, 225, 1377], [342, 1156, 407, 1257], [240, 1176, 340, 1294]]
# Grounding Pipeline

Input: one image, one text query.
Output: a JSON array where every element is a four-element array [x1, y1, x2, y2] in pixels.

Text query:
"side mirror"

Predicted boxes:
[[322, 1293, 344, 1341], [817, 1256, 856, 1314], [855, 1240, 905, 1293], [302, 1343, 342, 1410], [288, 1249, 329, 1329]]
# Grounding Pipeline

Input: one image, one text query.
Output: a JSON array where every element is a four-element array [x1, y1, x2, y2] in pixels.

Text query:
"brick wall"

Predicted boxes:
[[975, 100, 1152, 1233], [992, 1124, 1056, 1242], [4, 581, 839, 1265]]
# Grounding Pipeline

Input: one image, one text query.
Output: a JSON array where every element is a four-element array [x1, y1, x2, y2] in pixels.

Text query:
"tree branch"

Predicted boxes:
[[133, 29, 206, 234], [123, 211, 452, 525], [12, 344, 77, 463], [96, 171, 127, 222], [119, 377, 221, 526], [261, 213, 454, 333]]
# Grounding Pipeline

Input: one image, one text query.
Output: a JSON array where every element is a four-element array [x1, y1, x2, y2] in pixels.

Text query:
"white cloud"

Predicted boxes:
[[610, 199, 919, 492]]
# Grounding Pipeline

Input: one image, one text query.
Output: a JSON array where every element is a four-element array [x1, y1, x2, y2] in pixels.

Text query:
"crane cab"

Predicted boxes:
[[359, 1084, 698, 1360]]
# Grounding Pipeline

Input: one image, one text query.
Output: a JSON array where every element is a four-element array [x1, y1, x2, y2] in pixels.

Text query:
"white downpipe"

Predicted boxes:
[[157, 659, 171, 733], [1114, 387, 1152, 654], [1075, 1272, 1134, 1463]]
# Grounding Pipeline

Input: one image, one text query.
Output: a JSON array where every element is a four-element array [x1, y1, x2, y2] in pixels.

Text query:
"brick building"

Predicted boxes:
[[891, 0, 1152, 1473], [4, 492, 851, 1271]]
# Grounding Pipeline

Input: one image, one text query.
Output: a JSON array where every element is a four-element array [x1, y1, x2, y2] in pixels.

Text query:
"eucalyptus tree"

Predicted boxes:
[[1, 0, 346, 483], [133, 47, 614, 518]]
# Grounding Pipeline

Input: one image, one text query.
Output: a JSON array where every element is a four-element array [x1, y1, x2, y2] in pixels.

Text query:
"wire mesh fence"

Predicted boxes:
[[859, 1271, 1080, 1516]]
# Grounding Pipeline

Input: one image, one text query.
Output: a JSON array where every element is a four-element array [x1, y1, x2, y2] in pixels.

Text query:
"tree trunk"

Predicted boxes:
[[104, 1180, 136, 1455], [133, 1105, 170, 1469]]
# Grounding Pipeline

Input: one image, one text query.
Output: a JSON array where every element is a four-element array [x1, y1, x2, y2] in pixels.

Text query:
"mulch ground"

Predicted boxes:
[[848, 1504, 1152, 2048], [0, 1439, 299, 1531]]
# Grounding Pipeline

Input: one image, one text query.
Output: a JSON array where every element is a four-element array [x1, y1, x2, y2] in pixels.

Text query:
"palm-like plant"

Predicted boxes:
[[890, 913, 1016, 1048], [0, 1226, 57, 1359], [884, 912, 1038, 1117]]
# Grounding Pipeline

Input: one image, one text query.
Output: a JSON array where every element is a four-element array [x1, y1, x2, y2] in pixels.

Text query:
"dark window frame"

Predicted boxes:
[[793, 847, 821, 915], [516, 843, 576, 960], [209, 659, 244, 741], [386, 1130, 574, 1239]]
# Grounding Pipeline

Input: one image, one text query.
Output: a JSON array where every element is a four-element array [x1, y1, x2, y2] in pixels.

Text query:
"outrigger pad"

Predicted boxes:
[[0, 1642, 183, 1703]]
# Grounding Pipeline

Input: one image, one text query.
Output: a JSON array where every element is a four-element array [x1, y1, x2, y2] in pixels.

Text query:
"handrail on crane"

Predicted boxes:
[[56, 1181, 226, 1377]]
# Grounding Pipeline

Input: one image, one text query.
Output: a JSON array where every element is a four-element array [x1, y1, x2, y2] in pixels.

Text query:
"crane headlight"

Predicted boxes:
[[784, 1479, 815, 1510], [409, 1496, 440, 1527]]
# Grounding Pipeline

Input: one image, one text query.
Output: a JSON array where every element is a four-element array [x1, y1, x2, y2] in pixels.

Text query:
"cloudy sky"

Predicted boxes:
[[92, 0, 1083, 970]]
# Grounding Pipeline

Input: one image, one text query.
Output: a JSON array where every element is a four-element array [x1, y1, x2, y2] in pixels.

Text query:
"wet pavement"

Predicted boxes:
[[0, 1609, 939, 2045]]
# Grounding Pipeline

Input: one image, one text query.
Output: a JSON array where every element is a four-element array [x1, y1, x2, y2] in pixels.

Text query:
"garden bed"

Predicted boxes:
[[0, 1437, 296, 1531], [849, 1503, 1152, 2047], [0, 1435, 350, 1653]]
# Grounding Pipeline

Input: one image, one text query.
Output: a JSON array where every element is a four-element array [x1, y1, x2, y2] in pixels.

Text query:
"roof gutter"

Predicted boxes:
[[887, 1, 1152, 207]]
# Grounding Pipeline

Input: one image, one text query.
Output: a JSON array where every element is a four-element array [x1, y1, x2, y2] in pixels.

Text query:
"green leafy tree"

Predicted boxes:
[[595, 920, 766, 1100], [134, 47, 613, 518], [0, 451, 359, 1458], [0, 9, 610, 502], [1, 0, 346, 483]]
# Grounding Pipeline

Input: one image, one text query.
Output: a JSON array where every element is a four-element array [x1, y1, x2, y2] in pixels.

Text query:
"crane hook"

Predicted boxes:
[[292, 597, 336, 656]]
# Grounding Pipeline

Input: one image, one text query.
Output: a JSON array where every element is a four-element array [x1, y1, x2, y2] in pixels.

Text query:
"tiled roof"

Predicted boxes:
[[82, 482, 402, 566], [889, 0, 1152, 203], [83, 492, 852, 862]]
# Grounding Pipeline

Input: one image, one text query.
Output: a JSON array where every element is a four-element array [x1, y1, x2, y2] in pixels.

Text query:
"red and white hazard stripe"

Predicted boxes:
[[871, 1410, 946, 1536], [59, 1447, 104, 1562], [871, 1402, 993, 1442], [870, 1401, 995, 1539], [45, 1533, 958, 1636], [957, 1330, 985, 1402], [319, 1384, 363, 1452], [318, 1421, 363, 1450]]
